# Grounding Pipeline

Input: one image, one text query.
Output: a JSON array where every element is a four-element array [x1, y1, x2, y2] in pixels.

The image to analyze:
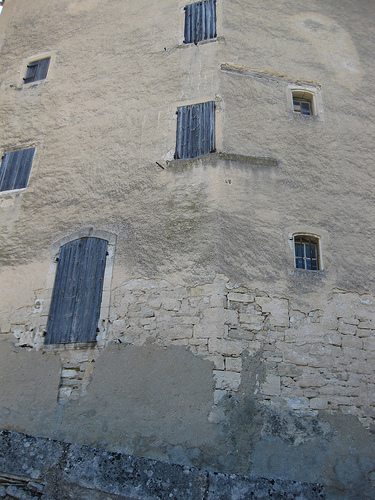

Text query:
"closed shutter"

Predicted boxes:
[[176, 101, 215, 159], [184, 0, 216, 44], [45, 237, 108, 344], [0, 147, 35, 192], [24, 57, 50, 83]]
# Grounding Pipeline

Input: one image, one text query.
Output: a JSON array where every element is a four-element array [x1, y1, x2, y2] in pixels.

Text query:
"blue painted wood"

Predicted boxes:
[[45, 237, 108, 344], [0, 147, 35, 192], [184, 0, 216, 44], [24, 57, 50, 83], [176, 101, 215, 159]]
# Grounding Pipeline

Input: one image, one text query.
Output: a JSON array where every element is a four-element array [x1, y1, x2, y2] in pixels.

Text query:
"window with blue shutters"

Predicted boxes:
[[184, 0, 216, 45], [45, 237, 109, 344], [23, 57, 50, 84], [176, 101, 215, 160], [0, 147, 35, 192]]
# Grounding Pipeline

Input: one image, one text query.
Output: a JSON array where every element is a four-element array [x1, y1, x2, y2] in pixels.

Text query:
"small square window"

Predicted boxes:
[[0, 147, 35, 192], [184, 0, 216, 45], [294, 235, 320, 270], [291, 89, 315, 116], [293, 98, 312, 115], [23, 57, 50, 84]]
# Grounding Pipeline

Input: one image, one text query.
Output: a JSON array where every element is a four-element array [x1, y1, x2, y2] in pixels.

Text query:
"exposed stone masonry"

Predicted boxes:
[[4, 274, 374, 427], [107, 275, 375, 428]]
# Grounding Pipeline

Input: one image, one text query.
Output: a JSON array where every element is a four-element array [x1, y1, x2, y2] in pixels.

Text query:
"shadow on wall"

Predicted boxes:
[[1, 343, 375, 498]]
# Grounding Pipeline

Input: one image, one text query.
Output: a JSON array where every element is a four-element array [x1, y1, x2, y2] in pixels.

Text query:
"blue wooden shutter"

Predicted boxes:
[[201, 0, 216, 41], [184, 0, 216, 44], [0, 147, 35, 192], [176, 101, 215, 159], [45, 237, 108, 344], [24, 57, 50, 83]]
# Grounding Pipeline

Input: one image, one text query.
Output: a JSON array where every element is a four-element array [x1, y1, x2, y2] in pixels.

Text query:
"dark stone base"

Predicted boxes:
[[0, 429, 325, 499]]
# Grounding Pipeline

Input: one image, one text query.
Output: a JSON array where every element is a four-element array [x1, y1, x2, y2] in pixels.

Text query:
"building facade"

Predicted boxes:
[[0, 0, 374, 498]]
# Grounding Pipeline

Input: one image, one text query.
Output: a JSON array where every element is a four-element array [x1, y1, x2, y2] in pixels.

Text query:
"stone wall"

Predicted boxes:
[[5, 274, 375, 429], [0, 429, 325, 500]]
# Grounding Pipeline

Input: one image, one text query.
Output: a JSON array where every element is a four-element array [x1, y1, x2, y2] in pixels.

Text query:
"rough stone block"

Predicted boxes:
[[363, 338, 375, 351], [338, 322, 357, 335], [228, 328, 255, 341], [324, 332, 342, 346], [277, 363, 303, 378], [225, 357, 242, 372], [213, 370, 241, 391], [208, 338, 248, 356], [261, 374, 281, 396], [341, 336, 363, 349], [284, 397, 309, 410], [204, 354, 225, 370], [228, 292, 255, 303], [213, 389, 227, 404], [357, 328, 373, 338], [256, 297, 289, 327], [61, 369, 78, 379], [309, 397, 329, 410], [161, 298, 181, 311], [299, 375, 327, 389], [140, 306, 155, 318], [239, 312, 264, 330]]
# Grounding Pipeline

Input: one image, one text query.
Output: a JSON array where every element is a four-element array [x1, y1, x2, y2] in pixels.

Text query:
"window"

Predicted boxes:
[[293, 97, 312, 115], [176, 101, 215, 159], [23, 57, 50, 84], [292, 90, 314, 116], [294, 235, 320, 270], [0, 147, 35, 192], [184, 0, 216, 45], [45, 237, 109, 344]]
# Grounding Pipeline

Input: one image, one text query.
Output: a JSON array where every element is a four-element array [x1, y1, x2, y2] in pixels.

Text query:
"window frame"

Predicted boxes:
[[287, 85, 323, 120], [19, 52, 55, 88], [293, 234, 321, 271]]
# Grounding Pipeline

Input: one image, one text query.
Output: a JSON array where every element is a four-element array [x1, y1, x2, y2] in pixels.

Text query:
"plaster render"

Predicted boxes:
[[0, 0, 374, 498]]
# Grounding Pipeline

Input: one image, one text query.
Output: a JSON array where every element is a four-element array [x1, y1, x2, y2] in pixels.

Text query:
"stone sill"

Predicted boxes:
[[167, 152, 279, 170]]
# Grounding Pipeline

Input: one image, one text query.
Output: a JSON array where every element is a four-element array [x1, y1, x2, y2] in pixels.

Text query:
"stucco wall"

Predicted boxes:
[[0, 0, 375, 498]]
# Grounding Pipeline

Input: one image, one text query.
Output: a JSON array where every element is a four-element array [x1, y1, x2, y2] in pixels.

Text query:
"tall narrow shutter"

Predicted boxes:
[[184, 0, 216, 44], [0, 147, 35, 192], [176, 101, 215, 159], [45, 237, 108, 344], [202, 0, 216, 40]]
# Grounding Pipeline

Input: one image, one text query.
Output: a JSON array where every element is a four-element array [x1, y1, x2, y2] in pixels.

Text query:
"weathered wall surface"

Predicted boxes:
[[0, 0, 375, 499], [0, 430, 326, 500]]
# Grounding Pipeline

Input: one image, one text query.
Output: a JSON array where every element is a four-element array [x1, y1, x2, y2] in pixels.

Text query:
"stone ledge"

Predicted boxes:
[[0, 429, 325, 500], [167, 152, 279, 170]]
